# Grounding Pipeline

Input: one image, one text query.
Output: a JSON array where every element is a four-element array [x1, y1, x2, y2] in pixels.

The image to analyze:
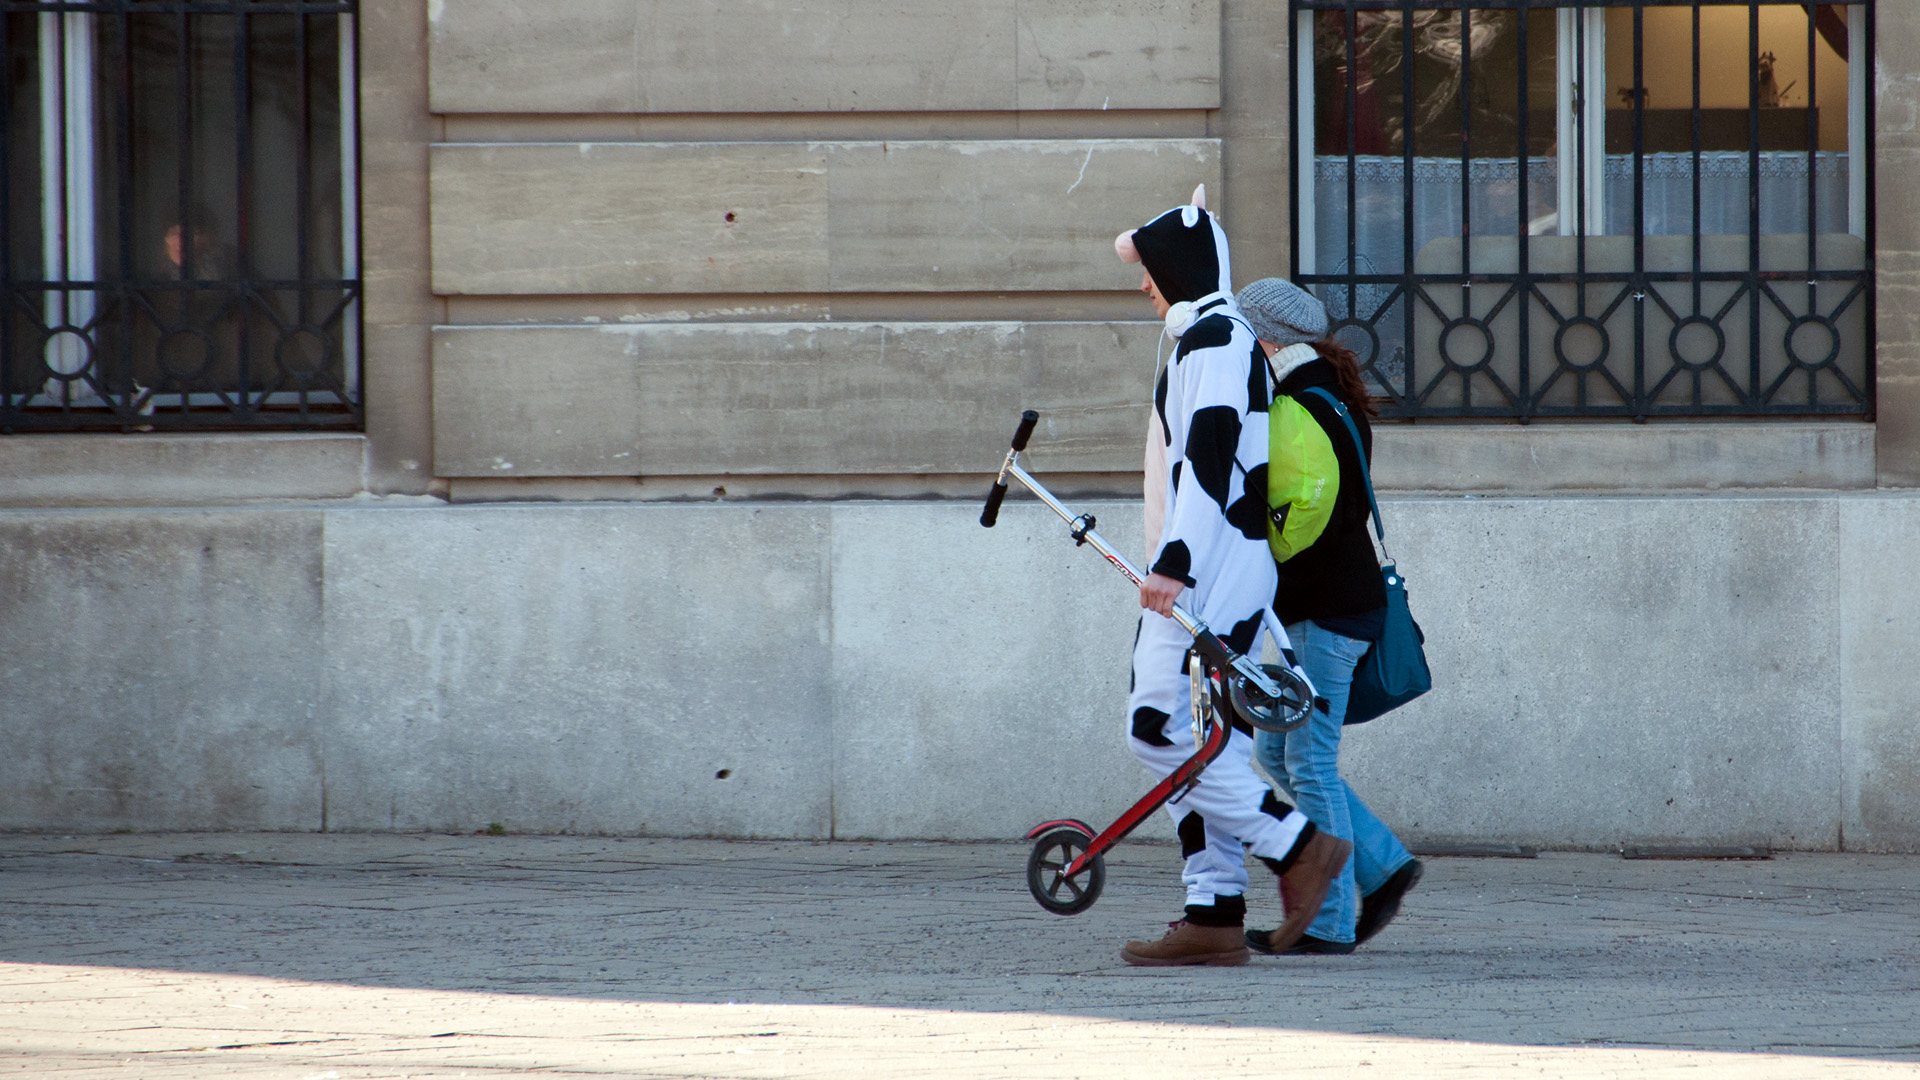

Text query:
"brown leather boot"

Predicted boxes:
[[1278, 872, 1301, 916], [1257, 830, 1353, 955], [1120, 920, 1250, 967]]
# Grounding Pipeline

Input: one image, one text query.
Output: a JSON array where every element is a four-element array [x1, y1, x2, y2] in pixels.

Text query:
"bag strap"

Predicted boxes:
[[1298, 385, 1383, 545]]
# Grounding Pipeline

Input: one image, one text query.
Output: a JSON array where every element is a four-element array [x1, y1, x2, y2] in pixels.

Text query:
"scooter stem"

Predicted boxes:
[[990, 450, 1287, 706], [995, 454, 1199, 633]]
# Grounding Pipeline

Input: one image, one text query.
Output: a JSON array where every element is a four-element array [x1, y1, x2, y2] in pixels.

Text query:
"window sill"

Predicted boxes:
[[1371, 421, 1874, 495], [0, 432, 367, 508]]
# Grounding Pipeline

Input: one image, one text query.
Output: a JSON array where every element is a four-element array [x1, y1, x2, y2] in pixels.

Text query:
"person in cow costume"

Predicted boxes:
[[1113, 187, 1353, 966]]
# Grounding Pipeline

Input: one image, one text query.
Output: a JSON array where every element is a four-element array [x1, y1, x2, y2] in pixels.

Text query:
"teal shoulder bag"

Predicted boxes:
[[1299, 387, 1432, 725]]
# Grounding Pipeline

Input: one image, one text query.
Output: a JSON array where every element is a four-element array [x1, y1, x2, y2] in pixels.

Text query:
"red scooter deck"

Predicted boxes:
[[1062, 683, 1231, 877]]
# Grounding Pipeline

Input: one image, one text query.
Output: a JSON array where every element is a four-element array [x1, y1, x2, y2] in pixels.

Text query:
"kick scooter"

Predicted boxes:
[[980, 410, 1316, 915]]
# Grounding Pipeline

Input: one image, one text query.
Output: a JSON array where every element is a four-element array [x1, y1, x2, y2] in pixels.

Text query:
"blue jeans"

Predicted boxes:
[[1256, 620, 1414, 943]]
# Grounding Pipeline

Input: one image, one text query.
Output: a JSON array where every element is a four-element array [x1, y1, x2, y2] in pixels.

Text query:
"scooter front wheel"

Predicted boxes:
[[1026, 827, 1105, 915]]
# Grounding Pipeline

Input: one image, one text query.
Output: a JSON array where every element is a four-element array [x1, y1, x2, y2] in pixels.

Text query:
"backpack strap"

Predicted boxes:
[[1298, 385, 1382, 544]]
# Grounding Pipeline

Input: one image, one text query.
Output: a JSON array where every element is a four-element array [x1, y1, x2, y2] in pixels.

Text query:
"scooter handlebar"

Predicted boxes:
[[1009, 409, 1039, 452], [980, 483, 1010, 527], [980, 410, 1040, 528]]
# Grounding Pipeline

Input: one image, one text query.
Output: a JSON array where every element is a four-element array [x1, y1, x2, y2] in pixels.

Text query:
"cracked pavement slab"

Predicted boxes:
[[0, 833, 1916, 1077]]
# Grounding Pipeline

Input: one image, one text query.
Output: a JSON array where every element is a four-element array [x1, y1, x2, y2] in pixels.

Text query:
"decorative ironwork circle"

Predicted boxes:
[[1553, 316, 1610, 372], [40, 328, 95, 380], [1438, 317, 1494, 371], [1330, 318, 1380, 368], [1785, 315, 1841, 368], [274, 326, 334, 378], [1667, 315, 1726, 372], [158, 329, 217, 382]]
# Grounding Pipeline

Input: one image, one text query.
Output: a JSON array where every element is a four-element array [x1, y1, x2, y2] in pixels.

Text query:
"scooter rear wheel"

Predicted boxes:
[[1026, 827, 1105, 915]]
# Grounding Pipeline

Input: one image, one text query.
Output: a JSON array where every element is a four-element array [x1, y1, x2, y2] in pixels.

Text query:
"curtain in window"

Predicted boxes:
[[1313, 150, 1851, 281]]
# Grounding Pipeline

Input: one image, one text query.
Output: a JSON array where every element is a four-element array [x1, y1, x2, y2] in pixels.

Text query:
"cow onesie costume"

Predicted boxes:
[[1115, 188, 1353, 967]]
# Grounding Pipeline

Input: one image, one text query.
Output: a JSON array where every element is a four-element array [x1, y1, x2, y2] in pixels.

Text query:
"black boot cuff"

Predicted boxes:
[[1184, 894, 1247, 927], [1261, 820, 1320, 877]]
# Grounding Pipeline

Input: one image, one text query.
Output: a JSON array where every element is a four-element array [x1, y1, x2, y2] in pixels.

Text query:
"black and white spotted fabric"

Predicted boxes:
[[1122, 198, 1317, 914]]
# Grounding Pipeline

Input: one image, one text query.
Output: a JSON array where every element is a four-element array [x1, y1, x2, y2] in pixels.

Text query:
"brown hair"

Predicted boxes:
[[1309, 339, 1380, 418]]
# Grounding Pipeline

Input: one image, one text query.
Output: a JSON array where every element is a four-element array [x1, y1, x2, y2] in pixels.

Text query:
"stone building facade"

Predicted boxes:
[[2, 0, 1917, 851]]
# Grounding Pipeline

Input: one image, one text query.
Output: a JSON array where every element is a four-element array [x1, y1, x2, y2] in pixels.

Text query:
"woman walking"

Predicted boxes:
[[1235, 277, 1423, 955]]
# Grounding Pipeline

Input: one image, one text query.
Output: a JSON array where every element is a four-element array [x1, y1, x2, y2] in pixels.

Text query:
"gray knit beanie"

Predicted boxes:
[[1236, 277, 1328, 346]]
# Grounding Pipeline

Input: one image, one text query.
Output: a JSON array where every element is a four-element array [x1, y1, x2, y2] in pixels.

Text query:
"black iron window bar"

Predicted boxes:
[[1, 0, 360, 432], [1291, 0, 1874, 421]]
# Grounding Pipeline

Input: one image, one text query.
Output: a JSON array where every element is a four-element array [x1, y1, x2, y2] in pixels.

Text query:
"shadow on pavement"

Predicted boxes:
[[2, 833, 1917, 1066]]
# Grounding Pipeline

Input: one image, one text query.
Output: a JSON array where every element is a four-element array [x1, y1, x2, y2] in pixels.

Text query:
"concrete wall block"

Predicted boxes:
[[1875, 248, 1920, 487], [429, 0, 1014, 113], [1216, 0, 1292, 279], [1339, 497, 1843, 850], [431, 321, 1160, 478], [794, 1, 1012, 112], [1873, 374, 1920, 490], [318, 505, 834, 838], [429, 143, 831, 296], [1876, 3, 1920, 151], [362, 323, 438, 492], [1875, 149, 1920, 265], [429, 0, 1219, 113], [1219, 135, 1290, 281], [0, 510, 327, 831], [429, 140, 1216, 296], [827, 497, 1854, 847], [1015, 0, 1219, 110], [828, 500, 1173, 841], [1839, 497, 1920, 851], [1877, 5, 1920, 487], [433, 326, 644, 478], [826, 140, 1220, 292], [357, 0, 438, 495], [431, 1, 661, 114]]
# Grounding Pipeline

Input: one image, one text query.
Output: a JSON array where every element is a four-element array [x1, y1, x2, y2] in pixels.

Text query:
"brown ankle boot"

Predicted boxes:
[[1121, 919, 1250, 966], [1258, 831, 1353, 955]]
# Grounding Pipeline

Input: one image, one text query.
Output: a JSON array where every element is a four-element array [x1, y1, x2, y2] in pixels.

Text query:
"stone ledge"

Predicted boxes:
[[0, 433, 367, 507], [1370, 422, 1875, 494]]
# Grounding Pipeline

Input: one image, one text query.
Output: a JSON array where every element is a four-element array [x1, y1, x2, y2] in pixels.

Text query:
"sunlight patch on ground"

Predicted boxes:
[[3, 962, 1916, 1079]]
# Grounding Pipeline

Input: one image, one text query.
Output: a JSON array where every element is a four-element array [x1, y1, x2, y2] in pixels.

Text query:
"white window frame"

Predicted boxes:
[[1556, 9, 1607, 237], [38, 12, 97, 401]]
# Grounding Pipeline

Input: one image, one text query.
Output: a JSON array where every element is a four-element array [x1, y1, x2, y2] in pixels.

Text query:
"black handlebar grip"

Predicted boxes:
[[980, 411, 1039, 528], [980, 481, 1009, 528], [1011, 409, 1039, 452]]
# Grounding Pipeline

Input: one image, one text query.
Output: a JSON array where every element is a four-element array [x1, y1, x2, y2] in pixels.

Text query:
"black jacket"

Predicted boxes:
[[1272, 358, 1387, 627]]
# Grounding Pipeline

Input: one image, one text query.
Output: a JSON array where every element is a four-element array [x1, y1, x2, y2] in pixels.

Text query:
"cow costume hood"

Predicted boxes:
[[1114, 185, 1233, 310]]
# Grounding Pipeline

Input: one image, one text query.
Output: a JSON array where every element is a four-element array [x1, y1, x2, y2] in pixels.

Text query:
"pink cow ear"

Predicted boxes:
[[1114, 230, 1141, 264], [1190, 184, 1207, 210]]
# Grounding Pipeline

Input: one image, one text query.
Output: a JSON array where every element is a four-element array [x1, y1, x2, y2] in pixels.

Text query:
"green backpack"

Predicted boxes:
[[1265, 390, 1342, 563]]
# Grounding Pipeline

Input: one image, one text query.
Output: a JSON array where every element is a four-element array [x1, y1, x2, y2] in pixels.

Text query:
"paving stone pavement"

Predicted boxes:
[[0, 833, 1916, 1078]]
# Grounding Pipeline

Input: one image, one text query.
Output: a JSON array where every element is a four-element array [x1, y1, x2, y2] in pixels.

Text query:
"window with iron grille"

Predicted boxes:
[[1, 0, 360, 433], [1293, 1, 1872, 421]]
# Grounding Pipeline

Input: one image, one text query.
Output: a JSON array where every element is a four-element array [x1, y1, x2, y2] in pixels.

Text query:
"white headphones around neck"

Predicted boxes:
[[1163, 291, 1233, 341], [1163, 301, 1198, 340]]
